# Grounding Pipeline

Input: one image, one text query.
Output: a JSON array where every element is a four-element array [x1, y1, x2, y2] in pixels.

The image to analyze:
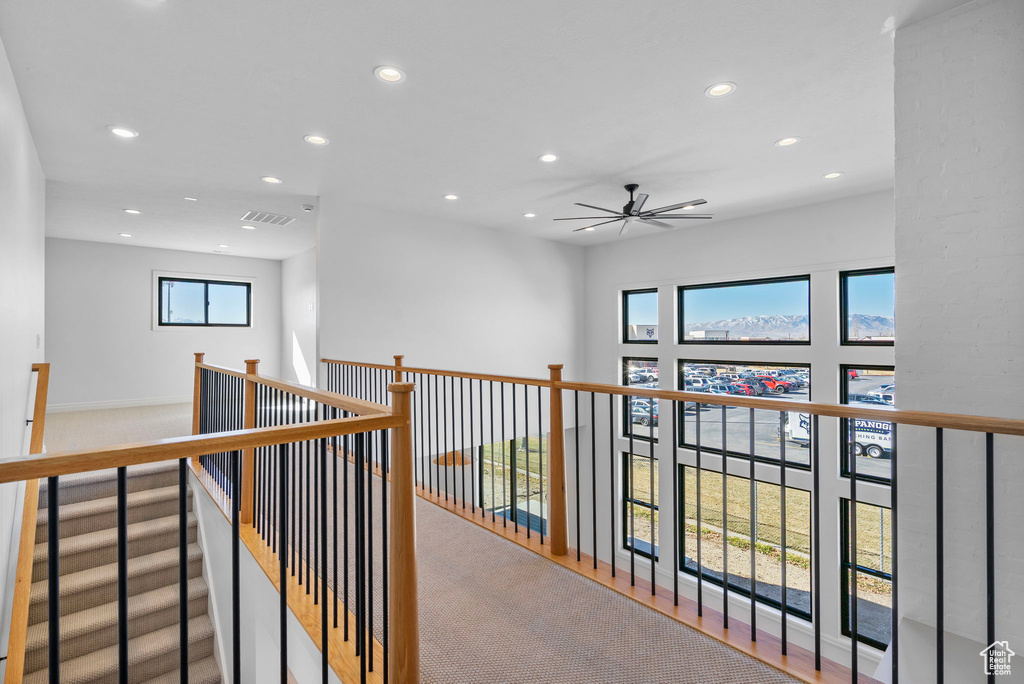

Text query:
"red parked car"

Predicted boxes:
[[730, 382, 763, 396], [754, 375, 793, 394]]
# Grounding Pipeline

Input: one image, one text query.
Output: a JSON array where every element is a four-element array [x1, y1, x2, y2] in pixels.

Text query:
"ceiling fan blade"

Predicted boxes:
[[618, 220, 630, 236], [642, 198, 708, 215], [574, 202, 623, 215], [630, 193, 649, 215], [572, 217, 624, 232], [641, 218, 677, 229], [647, 214, 714, 219], [553, 216, 625, 221]]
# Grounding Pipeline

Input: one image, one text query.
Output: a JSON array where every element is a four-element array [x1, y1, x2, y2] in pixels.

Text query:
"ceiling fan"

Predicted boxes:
[[555, 183, 713, 235]]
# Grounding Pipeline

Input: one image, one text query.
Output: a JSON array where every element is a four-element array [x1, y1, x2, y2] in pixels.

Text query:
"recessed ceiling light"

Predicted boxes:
[[217, 244, 230, 249], [443, 194, 458, 200], [123, 208, 141, 214], [374, 66, 405, 83], [584, 227, 595, 231], [775, 137, 801, 147], [538, 153, 559, 163], [241, 225, 256, 230], [824, 172, 844, 179], [304, 134, 329, 145], [118, 233, 132, 238], [523, 213, 536, 218], [184, 196, 198, 201], [261, 176, 283, 184], [704, 82, 736, 98], [107, 126, 139, 138]]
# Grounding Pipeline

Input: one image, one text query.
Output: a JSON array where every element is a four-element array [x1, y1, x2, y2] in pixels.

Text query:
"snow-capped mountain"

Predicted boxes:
[[684, 314, 894, 340]]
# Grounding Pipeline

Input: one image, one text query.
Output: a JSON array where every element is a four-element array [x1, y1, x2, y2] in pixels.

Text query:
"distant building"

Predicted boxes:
[[687, 330, 729, 340], [627, 324, 658, 341]]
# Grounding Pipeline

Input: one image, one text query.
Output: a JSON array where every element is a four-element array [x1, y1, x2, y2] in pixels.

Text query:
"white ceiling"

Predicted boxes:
[[0, 0, 967, 257]]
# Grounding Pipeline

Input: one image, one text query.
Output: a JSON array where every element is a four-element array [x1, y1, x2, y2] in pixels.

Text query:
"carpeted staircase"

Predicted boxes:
[[23, 461, 223, 684]]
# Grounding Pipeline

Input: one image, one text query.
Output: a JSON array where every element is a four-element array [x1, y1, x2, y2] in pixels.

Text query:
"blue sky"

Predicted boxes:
[[627, 272, 895, 325]]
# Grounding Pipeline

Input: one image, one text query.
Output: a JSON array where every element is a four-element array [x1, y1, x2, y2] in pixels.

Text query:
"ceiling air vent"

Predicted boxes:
[[240, 210, 297, 226]]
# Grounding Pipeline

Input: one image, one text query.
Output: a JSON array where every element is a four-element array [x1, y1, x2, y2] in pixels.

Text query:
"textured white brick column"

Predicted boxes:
[[895, 0, 1024, 681]]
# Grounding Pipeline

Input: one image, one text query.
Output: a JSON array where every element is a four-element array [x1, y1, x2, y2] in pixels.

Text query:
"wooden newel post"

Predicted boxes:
[[241, 359, 260, 525], [547, 364, 569, 556], [192, 353, 205, 466], [394, 355, 405, 382], [388, 381, 419, 683]]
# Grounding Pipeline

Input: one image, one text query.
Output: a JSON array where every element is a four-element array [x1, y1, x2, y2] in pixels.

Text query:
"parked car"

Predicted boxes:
[[847, 369, 859, 380], [631, 406, 659, 427], [847, 393, 890, 406], [626, 372, 642, 384], [754, 375, 793, 394], [684, 378, 711, 390], [707, 383, 734, 395], [730, 381, 764, 396], [637, 368, 658, 382], [777, 371, 809, 388], [726, 384, 757, 396]]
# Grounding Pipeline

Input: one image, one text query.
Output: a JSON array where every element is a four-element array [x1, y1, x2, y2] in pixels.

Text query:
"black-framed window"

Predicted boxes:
[[840, 365, 894, 483], [623, 357, 658, 442], [840, 499, 892, 649], [678, 464, 811, 620], [623, 452, 658, 559], [623, 288, 658, 343], [679, 275, 811, 344], [158, 277, 251, 327], [677, 360, 811, 468], [840, 267, 895, 345]]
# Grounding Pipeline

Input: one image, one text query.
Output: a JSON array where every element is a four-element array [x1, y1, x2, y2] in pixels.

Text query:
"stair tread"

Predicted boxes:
[[32, 513, 197, 565], [141, 656, 222, 684], [30, 544, 203, 606], [23, 615, 215, 684], [25, 577, 209, 650], [36, 485, 184, 526]]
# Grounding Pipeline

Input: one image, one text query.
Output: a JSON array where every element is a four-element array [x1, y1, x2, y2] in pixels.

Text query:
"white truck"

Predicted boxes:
[[784, 412, 892, 458]]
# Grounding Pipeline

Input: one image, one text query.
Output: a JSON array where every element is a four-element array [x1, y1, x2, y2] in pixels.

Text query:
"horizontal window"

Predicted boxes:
[[679, 275, 811, 344], [679, 465, 811, 620], [623, 288, 658, 343], [840, 499, 892, 649], [840, 365, 894, 482], [841, 268, 895, 345], [678, 360, 810, 467], [158, 277, 251, 327], [623, 357, 658, 442]]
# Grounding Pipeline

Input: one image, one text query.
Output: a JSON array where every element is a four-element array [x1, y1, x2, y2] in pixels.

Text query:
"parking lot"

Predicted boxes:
[[623, 366, 893, 480]]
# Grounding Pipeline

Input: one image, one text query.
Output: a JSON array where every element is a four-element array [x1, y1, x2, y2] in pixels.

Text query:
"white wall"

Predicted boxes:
[[45, 238, 283, 409], [317, 199, 586, 382], [0, 33, 45, 670], [281, 247, 317, 386], [895, 1, 1024, 680]]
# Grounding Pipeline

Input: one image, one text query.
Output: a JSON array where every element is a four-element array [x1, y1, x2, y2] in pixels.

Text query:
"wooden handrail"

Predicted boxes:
[[0, 414, 404, 484], [321, 358, 552, 388], [5, 363, 50, 684], [251, 374, 389, 416]]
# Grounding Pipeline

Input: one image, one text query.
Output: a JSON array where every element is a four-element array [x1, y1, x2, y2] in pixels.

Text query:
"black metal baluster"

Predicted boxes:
[[291, 395, 297, 577], [850, 416, 858, 680], [232, 449, 241, 684], [320, 438, 329, 684], [178, 459, 189, 684], [574, 391, 581, 562], [525, 385, 531, 539], [117, 466, 128, 684], [278, 444, 288, 684], [314, 407, 319, 603], [750, 407, 757, 641], [628, 446, 635, 586], [649, 400, 655, 593], [382, 431, 390, 683], [591, 393, 598, 570], [298, 397, 304, 587], [500, 383, 507, 527], [333, 425, 339, 630], [538, 385, 544, 545], [936, 427, 944, 684], [343, 422, 350, 642], [479, 379, 485, 518], [460, 377, 467, 509], [490, 381, 496, 522], [443, 376, 449, 502], [433, 374, 439, 497], [892, 423, 899, 684], [696, 402, 703, 616], [813, 414, 821, 668], [609, 393, 615, 578], [306, 400, 312, 594], [672, 401, 679, 604], [722, 404, 728, 627], [780, 411, 788, 656], [367, 434, 375, 673]]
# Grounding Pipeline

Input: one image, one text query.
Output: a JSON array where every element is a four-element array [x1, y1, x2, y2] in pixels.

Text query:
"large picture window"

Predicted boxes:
[[678, 360, 811, 467], [623, 452, 658, 559], [840, 268, 895, 345], [158, 277, 251, 327], [840, 499, 892, 649], [623, 288, 658, 343], [679, 465, 811, 619], [679, 276, 811, 344], [623, 357, 658, 442], [840, 365, 894, 482]]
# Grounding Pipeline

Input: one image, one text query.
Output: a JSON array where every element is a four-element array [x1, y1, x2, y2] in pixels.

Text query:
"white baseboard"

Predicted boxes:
[[47, 395, 192, 413]]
